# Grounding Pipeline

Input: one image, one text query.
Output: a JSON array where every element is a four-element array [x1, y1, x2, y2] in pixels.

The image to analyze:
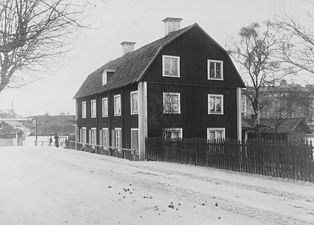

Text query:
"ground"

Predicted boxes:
[[0, 147, 314, 225]]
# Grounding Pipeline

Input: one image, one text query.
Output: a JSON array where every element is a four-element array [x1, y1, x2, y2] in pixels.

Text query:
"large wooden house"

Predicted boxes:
[[74, 18, 245, 159]]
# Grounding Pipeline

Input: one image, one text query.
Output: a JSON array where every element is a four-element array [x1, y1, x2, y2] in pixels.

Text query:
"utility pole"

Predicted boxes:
[[35, 117, 38, 146]]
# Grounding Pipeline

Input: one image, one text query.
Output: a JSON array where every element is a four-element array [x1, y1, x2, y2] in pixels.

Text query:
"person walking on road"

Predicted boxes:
[[54, 134, 59, 147]]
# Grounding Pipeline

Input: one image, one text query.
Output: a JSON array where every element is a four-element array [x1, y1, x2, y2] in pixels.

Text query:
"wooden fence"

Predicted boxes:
[[146, 137, 314, 182], [67, 141, 138, 161]]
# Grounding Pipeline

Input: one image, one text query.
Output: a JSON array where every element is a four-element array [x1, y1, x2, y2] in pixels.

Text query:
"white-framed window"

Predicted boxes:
[[102, 128, 109, 147], [114, 94, 121, 116], [163, 128, 183, 140], [112, 128, 122, 148], [91, 99, 96, 118], [162, 55, 180, 77], [80, 127, 86, 143], [82, 101, 86, 118], [208, 60, 223, 80], [208, 94, 224, 115], [207, 128, 225, 141], [163, 92, 181, 114], [102, 97, 108, 117], [90, 128, 97, 145], [130, 91, 138, 115], [102, 70, 107, 85], [102, 70, 115, 85]]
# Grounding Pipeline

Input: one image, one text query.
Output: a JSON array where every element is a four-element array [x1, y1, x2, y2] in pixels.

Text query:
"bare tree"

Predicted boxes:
[[0, 0, 89, 93], [276, 14, 314, 76], [228, 21, 293, 126]]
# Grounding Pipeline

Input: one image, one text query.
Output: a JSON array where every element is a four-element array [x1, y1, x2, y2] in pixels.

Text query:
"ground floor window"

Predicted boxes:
[[89, 128, 96, 145], [102, 128, 109, 147], [112, 128, 122, 148], [207, 128, 225, 141], [163, 128, 183, 140], [80, 127, 86, 143]]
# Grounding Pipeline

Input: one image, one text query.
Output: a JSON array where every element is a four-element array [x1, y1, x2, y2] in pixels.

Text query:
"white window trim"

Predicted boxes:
[[207, 128, 225, 141], [208, 94, 224, 115], [102, 70, 115, 86], [102, 97, 108, 117], [102, 70, 107, 85], [102, 128, 109, 146], [162, 55, 180, 78], [114, 128, 122, 148], [91, 99, 96, 118], [82, 101, 86, 119], [130, 91, 138, 115], [163, 92, 181, 114], [207, 59, 223, 80], [164, 128, 183, 139], [114, 94, 121, 116], [81, 127, 87, 144], [91, 127, 97, 145]]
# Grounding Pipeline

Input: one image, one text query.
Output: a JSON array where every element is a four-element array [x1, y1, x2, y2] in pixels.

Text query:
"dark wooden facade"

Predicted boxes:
[[76, 83, 138, 149], [143, 26, 240, 139]]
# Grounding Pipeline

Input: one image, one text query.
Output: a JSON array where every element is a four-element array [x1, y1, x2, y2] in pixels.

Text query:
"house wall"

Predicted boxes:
[[143, 25, 240, 140], [147, 83, 238, 139], [76, 83, 138, 148]]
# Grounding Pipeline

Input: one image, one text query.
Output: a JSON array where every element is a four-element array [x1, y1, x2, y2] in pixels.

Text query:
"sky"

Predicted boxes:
[[0, 0, 311, 116]]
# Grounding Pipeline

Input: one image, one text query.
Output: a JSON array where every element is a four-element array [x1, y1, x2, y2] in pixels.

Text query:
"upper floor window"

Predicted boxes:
[[207, 128, 225, 141], [114, 94, 121, 116], [82, 101, 86, 118], [163, 128, 183, 140], [208, 94, 224, 115], [102, 97, 108, 117], [162, 55, 180, 77], [130, 91, 138, 115], [208, 60, 223, 80], [163, 92, 181, 114], [91, 100, 96, 118]]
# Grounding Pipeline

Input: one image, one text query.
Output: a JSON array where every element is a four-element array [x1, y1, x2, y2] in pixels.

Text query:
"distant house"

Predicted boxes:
[[74, 18, 245, 159], [0, 121, 24, 146], [242, 118, 312, 141]]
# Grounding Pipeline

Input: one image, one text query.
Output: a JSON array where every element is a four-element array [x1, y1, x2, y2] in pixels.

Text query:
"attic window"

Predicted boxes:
[[102, 70, 115, 86], [102, 71, 107, 85]]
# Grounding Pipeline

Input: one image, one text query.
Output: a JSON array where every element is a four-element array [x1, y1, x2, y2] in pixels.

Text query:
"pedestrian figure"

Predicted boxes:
[[65, 138, 69, 148], [54, 134, 59, 147], [49, 137, 52, 146]]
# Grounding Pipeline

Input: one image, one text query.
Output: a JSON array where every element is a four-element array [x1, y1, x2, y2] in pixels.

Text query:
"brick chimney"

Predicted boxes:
[[162, 17, 183, 36], [121, 41, 136, 55]]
